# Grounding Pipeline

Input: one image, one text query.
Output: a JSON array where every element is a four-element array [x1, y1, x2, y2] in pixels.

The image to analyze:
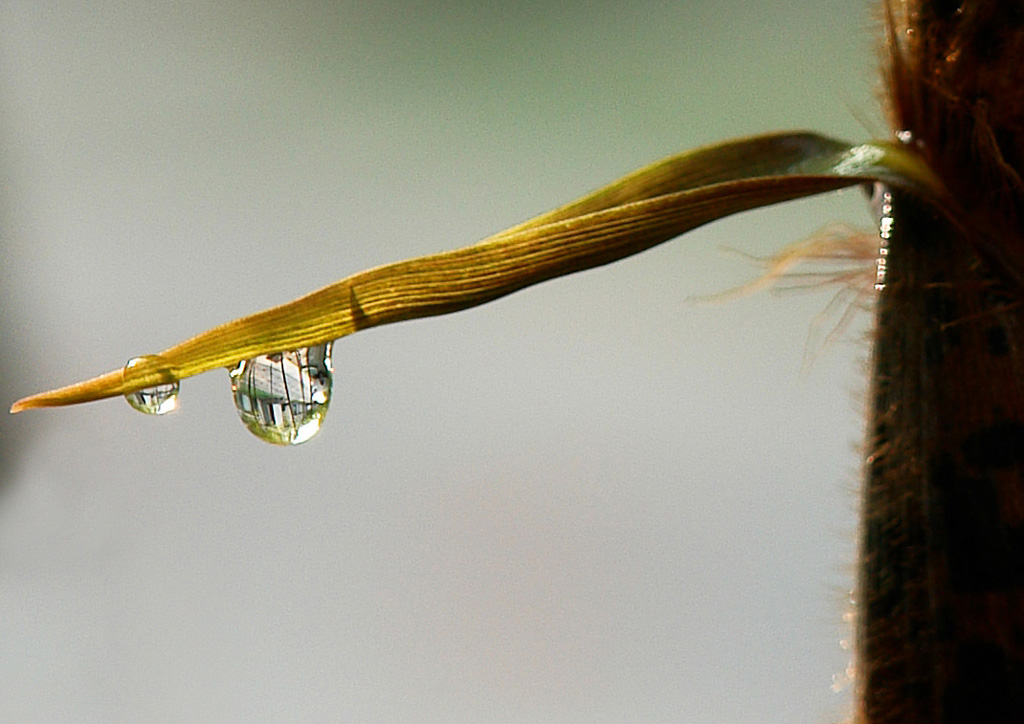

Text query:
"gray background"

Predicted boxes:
[[1, 1, 881, 722]]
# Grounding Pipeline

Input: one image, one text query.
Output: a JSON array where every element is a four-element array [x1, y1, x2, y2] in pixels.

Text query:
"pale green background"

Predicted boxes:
[[1, 1, 882, 722]]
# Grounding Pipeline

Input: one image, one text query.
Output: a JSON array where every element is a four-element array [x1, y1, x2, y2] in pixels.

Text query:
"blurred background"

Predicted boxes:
[[1, 1, 881, 721]]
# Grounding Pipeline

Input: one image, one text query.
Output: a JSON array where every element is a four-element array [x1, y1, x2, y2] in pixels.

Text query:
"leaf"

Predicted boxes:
[[9, 131, 946, 412]]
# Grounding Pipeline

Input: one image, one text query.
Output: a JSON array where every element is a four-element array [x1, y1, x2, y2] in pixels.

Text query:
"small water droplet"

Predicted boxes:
[[229, 343, 334, 445], [124, 356, 180, 415], [872, 188, 894, 291]]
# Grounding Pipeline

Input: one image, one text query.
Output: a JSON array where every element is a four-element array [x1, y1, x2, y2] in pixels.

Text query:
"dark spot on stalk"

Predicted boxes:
[[987, 325, 1012, 356], [930, 458, 1024, 591], [971, 20, 1005, 65], [963, 422, 1024, 468], [869, 453, 889, 479], [927, 289, 960, 326], [866, 583, 905, 624], [943, 641, 1024, 723], [933, 603, 955, 642], [983, 277, 1017, 309], [1010, 5, 1024, 28], [944, 324, 964, 349], [929, 0, 962, 22], [901, 679, 932, 713], [926, 332, 947, 366], [862, 517, 906, 622], [877, 305, 894, 330]]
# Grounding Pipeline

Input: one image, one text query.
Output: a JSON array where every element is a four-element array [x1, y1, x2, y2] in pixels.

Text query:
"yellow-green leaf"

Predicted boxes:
[[9, 131, 946, 413]]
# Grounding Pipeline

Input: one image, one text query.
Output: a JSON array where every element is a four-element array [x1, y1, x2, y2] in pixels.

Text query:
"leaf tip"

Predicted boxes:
[[10, 396, 40, 413]]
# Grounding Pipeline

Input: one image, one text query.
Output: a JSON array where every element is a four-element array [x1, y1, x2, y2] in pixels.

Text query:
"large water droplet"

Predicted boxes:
[[229, 343, 333, 445], [124, 356, 180, 415]]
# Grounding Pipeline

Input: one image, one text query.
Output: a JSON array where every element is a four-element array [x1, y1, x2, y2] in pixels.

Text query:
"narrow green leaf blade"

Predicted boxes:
[[10, 131, 946, 412]]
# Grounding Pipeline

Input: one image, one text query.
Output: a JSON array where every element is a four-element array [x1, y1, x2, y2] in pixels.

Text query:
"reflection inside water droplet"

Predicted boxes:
[[229, 343, 333, 445], [124, 356, 180, 415]]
